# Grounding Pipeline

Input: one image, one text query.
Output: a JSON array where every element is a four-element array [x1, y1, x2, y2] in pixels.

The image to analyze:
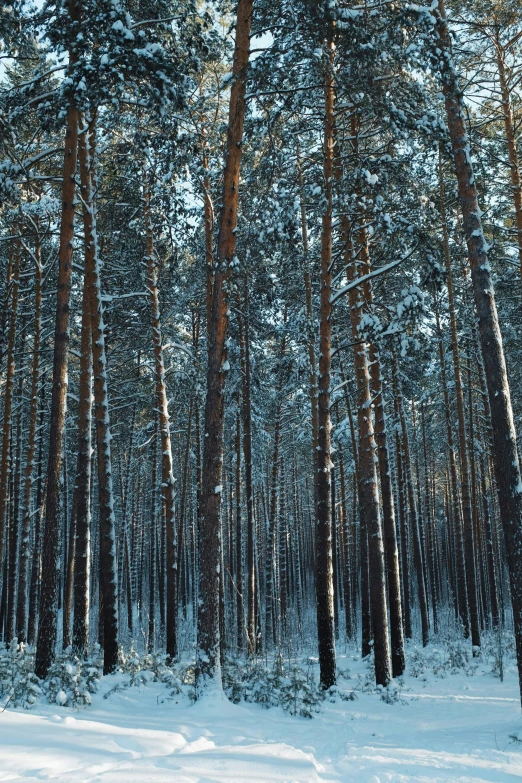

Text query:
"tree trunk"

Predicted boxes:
[[494, 38, 522, 304], [27, 380, 46, 645], [394, 425, 411, 639], [434, 298, 468, 632], [148, 424, 158, 652], [197, 0, 252, 688], [265, 384, 283, 650], [439, 149, 480, 649], [78, 115, 118, 674], [392, 355, 429, 646], [0, 238, 21, 607], [16, 231, 42, 643], [67, 172, 94, 657], [35, 72, 79, 678], [369, 346, 405, 676], [234, 411, 244, 651], [437, 0, 522, 702], [315, 30, 336, 689], [143, 173, 178, 660], [7, 333, 26, 643], [238, 285, 256, 654]]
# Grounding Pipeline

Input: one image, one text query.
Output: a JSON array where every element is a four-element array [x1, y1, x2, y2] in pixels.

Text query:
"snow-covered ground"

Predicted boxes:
[[1, 644, 522, 783]]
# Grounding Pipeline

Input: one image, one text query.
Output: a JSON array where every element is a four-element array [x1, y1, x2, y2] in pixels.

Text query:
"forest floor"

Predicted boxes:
[[1, 640, 522, 782]]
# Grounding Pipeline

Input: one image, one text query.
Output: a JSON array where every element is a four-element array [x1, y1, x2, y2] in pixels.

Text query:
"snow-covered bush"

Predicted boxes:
[[378, 681, 406, 705], [43, 647, 102, 708], [0, 640, 41, 708], [104, 648, 184, 701], [224, 655, 324, 718]]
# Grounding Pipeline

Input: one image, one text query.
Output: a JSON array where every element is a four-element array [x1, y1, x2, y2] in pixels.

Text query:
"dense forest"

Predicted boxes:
[[2, 0, 522, 714]]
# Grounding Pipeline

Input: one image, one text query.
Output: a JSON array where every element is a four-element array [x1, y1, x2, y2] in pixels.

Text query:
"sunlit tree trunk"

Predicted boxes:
[[437, 0, 522, 701], [197, 0, 252, 688]]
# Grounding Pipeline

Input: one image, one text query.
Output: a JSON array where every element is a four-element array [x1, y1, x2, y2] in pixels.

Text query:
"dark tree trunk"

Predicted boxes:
[[314, 30, 336, 689], [369, 345, 405, 677], [79, 115, 118, 674], [35, 62, 79, 678]]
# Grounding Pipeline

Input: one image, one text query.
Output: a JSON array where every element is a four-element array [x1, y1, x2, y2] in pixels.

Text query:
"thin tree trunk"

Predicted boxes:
[[439, 148, 480, 650], [148, 424, 158, 652], [238, 285, 256, 654], [395, 425, 411, 639], [143, 173, 178, 660], [434, 298, 468, 632], [27, 380, 46, 645], [392, 355, 429, 646], [16, 232, 42, 643], [68, 200, 94, 657], [0, 237, 21, 629], [234, 411, 244, 651], [369, 345, 405, 677], [297, 157, 319, 481], [315, 29, 336, 689], [422, 405, 438, 635], [35, 60, 79, 677], [8, 336, 26, 643], [494, 38, 522, 303], [78, 114, 118, 674], [265, 386, 283, 651]]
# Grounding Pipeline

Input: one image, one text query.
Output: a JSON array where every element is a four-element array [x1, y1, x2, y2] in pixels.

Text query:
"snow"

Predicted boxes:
[[1, 647, 522, 782]]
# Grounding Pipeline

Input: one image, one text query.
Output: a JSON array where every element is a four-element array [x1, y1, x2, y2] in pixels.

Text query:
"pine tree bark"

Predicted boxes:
[[0, 238, 21, 599], [345, 251, 390, 677], [392, 355, 429, 646], [27, 381, 46, 645], [197, 0, 252, 687], [439, 150, 480, 649], [238, 285, 256, 654], [422, 405, 438, 635], [7, 334, 26, 644], [437, 0, 522, 701], [16, 230, 42, 643], [265, 375, 283, 650], [143, 173, 178, 660], [78, 115, 118, 674], [494, 35, 522, 303], [148, 424, 158, 652], [434, 298, 469, 632], [315, 30, 336, 689], [234, 411, 244, 651], [35, 68, 79, 678], [369, 345, 405, 677], [394, 424, 411, 639], [297, 158, 319, 478], [70, 258, 92, 657]]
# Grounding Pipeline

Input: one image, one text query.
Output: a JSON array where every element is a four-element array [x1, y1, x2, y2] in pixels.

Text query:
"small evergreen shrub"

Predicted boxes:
[[0, 640, 42, 708], [223, 655, 324, 718], [104, 648, 184, 702], [43, 646, 102, 708]]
